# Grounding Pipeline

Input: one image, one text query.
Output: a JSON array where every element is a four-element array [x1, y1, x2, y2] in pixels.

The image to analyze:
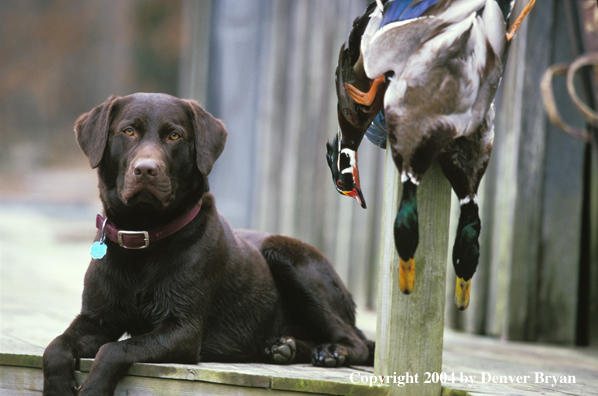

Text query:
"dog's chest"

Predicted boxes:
[[87, 253, 195, 335], [125, 284, 174, 334]]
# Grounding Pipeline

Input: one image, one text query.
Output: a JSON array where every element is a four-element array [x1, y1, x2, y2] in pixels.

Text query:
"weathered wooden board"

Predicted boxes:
[[441, 330, 598, 396], [503, 0, 555, 342], [590, 147, 598, 348], [178, 0, 212, 106], [0, 348, 387, 396], [4, 329, 597, 396], [534, 0, 586, 345], [0, 365, 382, 396], [374, 152, 451, 396]]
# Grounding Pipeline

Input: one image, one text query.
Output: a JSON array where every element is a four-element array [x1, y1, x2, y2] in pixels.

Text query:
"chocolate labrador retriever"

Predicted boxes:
[[42, 93, 373, 396]]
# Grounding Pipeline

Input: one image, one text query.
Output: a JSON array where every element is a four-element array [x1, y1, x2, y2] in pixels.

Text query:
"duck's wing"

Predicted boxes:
[[380, 0, 442, 26], [365, 111, 388, 149], [363, 15, 442, 80]]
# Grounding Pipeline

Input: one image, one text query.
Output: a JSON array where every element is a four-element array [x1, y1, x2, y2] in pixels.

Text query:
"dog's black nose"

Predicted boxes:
[[134, 159, 159, 177]]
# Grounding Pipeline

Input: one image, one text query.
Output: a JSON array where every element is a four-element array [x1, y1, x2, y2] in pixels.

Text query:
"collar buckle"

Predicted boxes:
[[117, 230, 150, 249]]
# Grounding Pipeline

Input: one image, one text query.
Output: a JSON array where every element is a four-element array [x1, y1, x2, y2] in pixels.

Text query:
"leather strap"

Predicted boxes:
[[96, 203, 201, 249]]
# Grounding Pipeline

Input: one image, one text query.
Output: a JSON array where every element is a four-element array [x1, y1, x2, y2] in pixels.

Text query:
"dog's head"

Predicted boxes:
[[75, 93, 227, 218]]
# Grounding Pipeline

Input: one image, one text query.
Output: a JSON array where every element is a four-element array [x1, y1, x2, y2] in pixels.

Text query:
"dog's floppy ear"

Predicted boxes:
[[185, 100, 228, 176], [75, 95, 119, 169]]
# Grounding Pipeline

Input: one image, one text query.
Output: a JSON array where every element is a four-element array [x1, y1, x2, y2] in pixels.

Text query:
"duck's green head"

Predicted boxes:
[[452, 200, 481, 310], [394, 180, 419, 294]]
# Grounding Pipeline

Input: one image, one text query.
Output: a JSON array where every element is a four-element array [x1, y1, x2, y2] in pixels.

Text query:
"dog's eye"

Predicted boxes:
[[124, 128, 134, 136], [169, 132, 181, 140]]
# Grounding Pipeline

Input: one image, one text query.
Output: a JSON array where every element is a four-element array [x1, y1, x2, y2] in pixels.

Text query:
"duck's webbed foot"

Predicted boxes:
[[507, 0, 536, 41], [344, 75, 386, 107], [394, 180, 419, 294], [455, 277, 472, 311], [452, 197, 481, 310], [399, 256, 415, 295]]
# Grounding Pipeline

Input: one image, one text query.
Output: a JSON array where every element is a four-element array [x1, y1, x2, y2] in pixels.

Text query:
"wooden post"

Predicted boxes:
[[374, 146, 451, 396]]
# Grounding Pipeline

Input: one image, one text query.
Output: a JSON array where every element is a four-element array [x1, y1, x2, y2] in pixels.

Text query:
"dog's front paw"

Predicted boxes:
[[43, 381, 79, 396], [312, 344, 347, 367], [265, 337, 297, 364]]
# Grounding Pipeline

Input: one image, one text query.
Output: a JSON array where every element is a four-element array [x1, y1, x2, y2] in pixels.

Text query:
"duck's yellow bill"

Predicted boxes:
[[454, 277, 471, 311], [399, 257, 415, 294]]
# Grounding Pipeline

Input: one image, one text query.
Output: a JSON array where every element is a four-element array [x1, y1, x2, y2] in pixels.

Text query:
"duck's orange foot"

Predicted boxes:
[[506, 0, 536, 41], [399, 257, 415, 294], [344, 75, 386, 106]]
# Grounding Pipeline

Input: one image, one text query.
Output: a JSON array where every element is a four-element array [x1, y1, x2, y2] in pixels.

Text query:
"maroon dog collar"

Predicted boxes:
[[95, 203, 201, 249]]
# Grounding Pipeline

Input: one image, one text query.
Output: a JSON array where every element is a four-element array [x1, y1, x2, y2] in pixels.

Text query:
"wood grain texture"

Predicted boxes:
[[504, 0, 555, 342], [3, 329, 598, 395], [374, 148, 451, 396], [178, 0, 212, 106], [467, 0, 594, 345], [590, 151, 598, 347], [243, 0, 387, 311], [1, 365, 381, 396]]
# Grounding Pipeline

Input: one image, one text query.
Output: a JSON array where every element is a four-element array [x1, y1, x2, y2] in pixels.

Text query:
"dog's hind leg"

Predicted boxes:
[[260, 236, 372, 367]]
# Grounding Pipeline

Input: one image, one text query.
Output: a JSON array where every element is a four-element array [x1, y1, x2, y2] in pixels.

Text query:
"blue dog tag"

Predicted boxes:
[[90, 241, 107, 259]]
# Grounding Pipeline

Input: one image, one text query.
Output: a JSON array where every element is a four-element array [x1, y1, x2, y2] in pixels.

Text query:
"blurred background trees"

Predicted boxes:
[[0, 1, 181, 175]]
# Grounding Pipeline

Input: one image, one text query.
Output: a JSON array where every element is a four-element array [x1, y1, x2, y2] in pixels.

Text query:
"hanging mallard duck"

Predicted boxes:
[[326, 0, 536, 309]]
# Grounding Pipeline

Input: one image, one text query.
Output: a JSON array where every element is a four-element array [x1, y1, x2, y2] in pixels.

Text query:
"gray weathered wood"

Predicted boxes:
[[535, 0, 586, 344], [178, 0, 212, 105], [478, 0, 589, 344], [503, 0, 553, 341], [242, 0, 387, 310], [505, 4, 556, 339], [374, 148, 451, 396], [482, 0, 552, 340], [202, 0, 266, 229], [0, 365, 385, 396], [575, 0, 598, 350], [6, 326, 598, 396], [590, 150, 598, 347], [7, 322, 597, 396]]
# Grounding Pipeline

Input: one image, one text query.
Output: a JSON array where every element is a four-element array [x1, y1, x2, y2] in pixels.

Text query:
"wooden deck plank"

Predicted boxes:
[[1, 365, 364, 396], [3, 330, 597, 396], [0, 352, 388, 396], [441, 330, 598, 396], [77, 359, 386, 395]]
